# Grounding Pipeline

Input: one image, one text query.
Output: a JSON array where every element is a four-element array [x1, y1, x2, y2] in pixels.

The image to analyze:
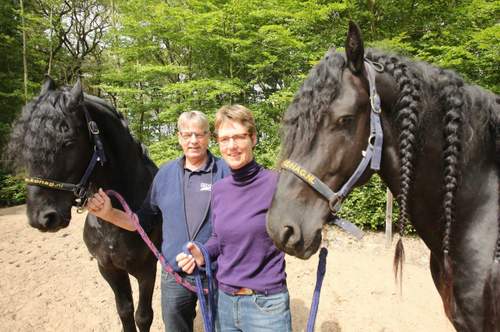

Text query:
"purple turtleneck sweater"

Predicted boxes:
[[204, 160, 286, 294]]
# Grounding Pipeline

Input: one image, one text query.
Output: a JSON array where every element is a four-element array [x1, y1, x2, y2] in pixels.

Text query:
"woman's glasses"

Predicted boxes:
[[217, 133, 250, 147]]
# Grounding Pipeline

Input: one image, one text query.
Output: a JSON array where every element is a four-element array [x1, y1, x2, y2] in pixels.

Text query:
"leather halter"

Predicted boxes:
[[282, 60, 384, 215], [25, 104, 107, 212]]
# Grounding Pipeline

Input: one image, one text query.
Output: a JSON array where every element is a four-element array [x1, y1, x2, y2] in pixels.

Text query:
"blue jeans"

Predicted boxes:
[[216, 289, 292, 332], [161, 271, 204, 332]]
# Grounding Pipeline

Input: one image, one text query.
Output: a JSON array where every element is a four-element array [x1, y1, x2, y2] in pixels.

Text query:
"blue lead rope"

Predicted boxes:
[[183, 242, 216, 332], [306, 247, 328, 332]]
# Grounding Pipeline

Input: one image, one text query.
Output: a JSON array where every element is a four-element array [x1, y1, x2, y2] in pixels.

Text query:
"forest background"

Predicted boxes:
[[1, 0, 498, 230]]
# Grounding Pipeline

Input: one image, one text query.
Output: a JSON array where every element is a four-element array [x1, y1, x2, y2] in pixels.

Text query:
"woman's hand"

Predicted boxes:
[[176, 242, 205, 274]]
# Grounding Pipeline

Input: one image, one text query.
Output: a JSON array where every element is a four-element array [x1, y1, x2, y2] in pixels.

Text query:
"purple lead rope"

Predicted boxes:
[[106, 189, 324, 332], [306, 247, 328, 332], [106, 190, 215, 332], [105, 190, 207, 295]]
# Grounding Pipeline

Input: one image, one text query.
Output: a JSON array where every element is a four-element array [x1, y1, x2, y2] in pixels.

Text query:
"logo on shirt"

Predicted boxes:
[[200, 183, 212, 191]]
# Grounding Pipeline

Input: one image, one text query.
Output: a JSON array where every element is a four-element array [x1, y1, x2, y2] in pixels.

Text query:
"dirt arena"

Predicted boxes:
[[0, 205, 454, 331]]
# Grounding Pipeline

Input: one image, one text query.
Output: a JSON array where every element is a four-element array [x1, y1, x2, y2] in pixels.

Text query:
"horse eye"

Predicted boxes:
[[60, 121, 70, 133], [62, 139, 76, 148], [337, 116, 354, 127]]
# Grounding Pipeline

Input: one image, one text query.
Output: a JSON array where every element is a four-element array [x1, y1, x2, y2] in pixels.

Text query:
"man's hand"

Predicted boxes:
[[176, 242, 205, 274], [86, 188, 112, 219]]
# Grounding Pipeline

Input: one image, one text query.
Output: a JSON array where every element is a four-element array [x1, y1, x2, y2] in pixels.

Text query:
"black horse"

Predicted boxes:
[[267, 22, 499, 331], [5, 78, 162, 332]]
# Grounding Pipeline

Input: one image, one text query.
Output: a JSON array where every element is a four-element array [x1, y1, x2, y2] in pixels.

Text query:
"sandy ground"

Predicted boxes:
[[0, 205, 455, 332]]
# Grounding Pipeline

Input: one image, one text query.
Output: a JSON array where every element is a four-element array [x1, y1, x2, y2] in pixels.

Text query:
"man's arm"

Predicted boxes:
[[86, 188, 137, 232]]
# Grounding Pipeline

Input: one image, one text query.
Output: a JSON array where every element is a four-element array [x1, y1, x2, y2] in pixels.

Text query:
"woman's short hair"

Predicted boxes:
[[177, 111, 209, 133], [215, 104, 256, 136]]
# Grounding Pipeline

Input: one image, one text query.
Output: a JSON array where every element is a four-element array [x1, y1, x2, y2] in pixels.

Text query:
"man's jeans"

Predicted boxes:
[[161, 270, 201, 332], [216, 289, 292, 332]]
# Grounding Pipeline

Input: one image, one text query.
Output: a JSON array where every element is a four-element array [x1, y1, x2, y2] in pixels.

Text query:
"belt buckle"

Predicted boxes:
[[233, 287, 254, 296]]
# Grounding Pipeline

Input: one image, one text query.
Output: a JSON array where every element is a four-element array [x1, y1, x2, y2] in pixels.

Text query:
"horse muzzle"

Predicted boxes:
[[267, 206, 323, 259], [28, 207, 71, 232]]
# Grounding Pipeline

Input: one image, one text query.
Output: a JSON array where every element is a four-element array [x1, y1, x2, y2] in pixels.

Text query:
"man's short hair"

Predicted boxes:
[[177, 111, 209, 133], [214, 104, 256, 136]]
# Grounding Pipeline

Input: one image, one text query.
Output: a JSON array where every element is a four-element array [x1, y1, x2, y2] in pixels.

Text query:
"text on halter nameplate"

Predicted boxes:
[[25, 177, 64, 189], [281, 160, 316, 186]]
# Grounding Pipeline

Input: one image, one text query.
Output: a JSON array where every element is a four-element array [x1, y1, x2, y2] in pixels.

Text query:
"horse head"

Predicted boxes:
[[6, 78, 95, 232], [267, 22, 400, 259]]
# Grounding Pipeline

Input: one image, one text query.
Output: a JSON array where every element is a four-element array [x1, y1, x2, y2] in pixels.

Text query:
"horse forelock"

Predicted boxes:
[[5, 85, 151, 175], [5, 88, 82, 174], [280, 49, 345, 161]]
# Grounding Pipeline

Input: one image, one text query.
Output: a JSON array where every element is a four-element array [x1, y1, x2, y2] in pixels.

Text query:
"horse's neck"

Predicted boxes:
[[90, 108, 155, 207], [377, 77, 498, 252], [376, 72, 402, 196]]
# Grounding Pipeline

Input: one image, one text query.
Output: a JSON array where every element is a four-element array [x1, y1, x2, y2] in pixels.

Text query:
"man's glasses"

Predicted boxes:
[[217, 133, 250, 147], [179, 131, 208, 141]]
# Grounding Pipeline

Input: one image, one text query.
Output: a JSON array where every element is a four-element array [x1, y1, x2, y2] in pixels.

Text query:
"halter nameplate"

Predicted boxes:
[[281, 160, 316, 186], [281, 159, 341, 210], [25, 177, 73, 190]]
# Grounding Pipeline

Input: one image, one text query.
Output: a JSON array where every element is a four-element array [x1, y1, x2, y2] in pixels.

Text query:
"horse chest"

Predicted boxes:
[[83, 215, 136, 269]]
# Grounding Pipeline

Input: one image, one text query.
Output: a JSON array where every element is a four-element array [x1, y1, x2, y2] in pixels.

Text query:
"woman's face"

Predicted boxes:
[[217, 119, 256, 170]]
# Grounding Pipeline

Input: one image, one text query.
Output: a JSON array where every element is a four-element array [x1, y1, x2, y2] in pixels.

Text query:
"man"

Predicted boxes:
[[87, 111, 229, 331]]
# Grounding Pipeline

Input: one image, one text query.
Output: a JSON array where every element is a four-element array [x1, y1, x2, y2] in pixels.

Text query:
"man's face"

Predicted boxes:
[[178, 121, 209, 164]]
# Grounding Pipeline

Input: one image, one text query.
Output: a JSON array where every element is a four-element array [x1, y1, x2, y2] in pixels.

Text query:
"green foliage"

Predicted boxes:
[[3, 0, 498, 219], [0, 172, 26, 207], [338, 175, 399, 231], [147, 135, 183, 166], [0, 0, 24, 151]]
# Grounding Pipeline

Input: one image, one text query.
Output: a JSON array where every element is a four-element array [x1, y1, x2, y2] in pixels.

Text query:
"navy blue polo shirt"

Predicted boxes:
[[183, 156, 213, 239]]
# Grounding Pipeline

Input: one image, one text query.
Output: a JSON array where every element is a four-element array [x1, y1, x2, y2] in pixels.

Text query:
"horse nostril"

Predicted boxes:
[[280, 224, 302, 249], [280, 225, 293, 245], [41, 211, 60, 229]]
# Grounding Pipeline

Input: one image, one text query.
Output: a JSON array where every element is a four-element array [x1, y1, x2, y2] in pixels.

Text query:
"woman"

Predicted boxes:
[[177, 105, 291, 331]]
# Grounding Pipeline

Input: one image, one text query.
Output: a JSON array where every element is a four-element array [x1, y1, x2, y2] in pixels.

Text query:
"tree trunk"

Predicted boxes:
[[20, 0, 28, 103], [48, 6, 53, 76]]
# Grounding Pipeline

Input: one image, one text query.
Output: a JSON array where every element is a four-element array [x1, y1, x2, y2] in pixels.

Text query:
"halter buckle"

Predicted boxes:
[[368, 134, 376, 146], [370, 94, 382, 114], [88, 121, 99, 135], [328, 194, 343, 214], [365, 59, 384, 73], [74, 185, 87, 199]]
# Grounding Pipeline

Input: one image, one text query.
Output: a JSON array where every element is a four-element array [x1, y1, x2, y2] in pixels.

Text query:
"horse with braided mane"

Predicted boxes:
[[267, 22, 499, 331], [5, 78, 161, 332]]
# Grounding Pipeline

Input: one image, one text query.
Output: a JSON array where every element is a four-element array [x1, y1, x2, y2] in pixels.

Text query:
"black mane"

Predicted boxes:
[[5, 86, 150, 174], [281, 48, 498, 162], [281, 49, 345, 158]]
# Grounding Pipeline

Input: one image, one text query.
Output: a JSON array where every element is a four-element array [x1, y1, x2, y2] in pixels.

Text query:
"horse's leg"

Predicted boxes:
[[429, 252, 470, 331], [132, 261, 157, 332], [429, 252, 441, 289], [98, 264, 137, 332]]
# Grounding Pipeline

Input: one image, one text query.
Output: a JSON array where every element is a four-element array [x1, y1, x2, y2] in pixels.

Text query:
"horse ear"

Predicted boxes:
[[345, 21, 365, 74], [40, 76, 56, 95], [68, 78, 84, 110]]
